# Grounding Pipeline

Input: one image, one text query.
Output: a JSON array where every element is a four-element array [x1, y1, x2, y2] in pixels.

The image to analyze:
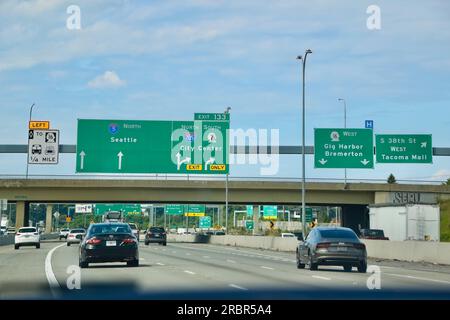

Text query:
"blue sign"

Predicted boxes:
[[365, 120, 374, 129]]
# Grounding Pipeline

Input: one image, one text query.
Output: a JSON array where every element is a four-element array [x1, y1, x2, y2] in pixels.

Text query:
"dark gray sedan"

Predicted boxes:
[[296, 227, 367, 272]]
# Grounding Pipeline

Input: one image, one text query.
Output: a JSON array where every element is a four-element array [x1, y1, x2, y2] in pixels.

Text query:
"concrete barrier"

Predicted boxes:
[[168, 234, 450, 264], [0, 235, 14, 246]]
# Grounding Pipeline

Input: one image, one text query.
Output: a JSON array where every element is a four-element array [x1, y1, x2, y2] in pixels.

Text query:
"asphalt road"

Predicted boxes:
[[1, 239, 450, 299]]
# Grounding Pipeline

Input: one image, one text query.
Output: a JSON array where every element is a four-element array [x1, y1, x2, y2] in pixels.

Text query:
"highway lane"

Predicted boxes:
[[1, 240, 450, 299]]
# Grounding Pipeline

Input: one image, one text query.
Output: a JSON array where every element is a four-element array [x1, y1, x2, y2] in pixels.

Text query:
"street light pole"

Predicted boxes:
[[224, 107, 231, 234], [338, 98, 347, 184], [25, 103, 36, 179], [297, 49, 312, 238]]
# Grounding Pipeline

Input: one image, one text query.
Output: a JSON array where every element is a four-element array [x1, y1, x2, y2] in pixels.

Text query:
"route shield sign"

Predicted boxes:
[[199, 216, 212, 228], [76, 118, 229, 174], [314, 128, 374, 169], [245, 220, 254, 230], [28, 129, 59, 164], [376, 134, 432, 163]]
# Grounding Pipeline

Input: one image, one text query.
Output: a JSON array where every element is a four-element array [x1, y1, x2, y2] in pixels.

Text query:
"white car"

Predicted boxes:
[[281, 232, 296, 238], [128, 223, 139, 239], [66, 228, 86, 246], [59, 228, 70, 240], [14, 227, 40, 249]]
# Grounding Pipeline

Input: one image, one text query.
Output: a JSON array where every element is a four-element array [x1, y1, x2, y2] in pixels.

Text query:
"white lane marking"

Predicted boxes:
[[261, 266, 274, 270], [186, 253, 191, 256], [227, 259, 236, 263], [229, 284, 248, 291], [384, 273, 450, 285], [139, 258, 146, 261], [312, 275, 331, 281], [203, 256, 210, 259], [45, 243, 66, 296], [156, 262, 165, 266], [184, 270, 195, 275]]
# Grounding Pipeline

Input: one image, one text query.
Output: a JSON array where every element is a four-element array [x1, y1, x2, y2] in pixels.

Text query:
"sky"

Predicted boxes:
[[0, 0, 449, 182]]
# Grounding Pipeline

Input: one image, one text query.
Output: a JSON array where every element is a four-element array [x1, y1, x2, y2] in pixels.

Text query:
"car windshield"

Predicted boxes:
[[70, 229, 85, 233], [89, 224, 132, 235], [319, 229, 358, 240], [364, 230, 384, 237], [19, 228, 36, 233], [149, 227, 164, 232]]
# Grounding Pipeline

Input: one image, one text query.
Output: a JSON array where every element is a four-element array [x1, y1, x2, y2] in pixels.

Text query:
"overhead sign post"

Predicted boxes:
[[28, 129, 59, 164], [76, 117, 229, 174], [375, 134, 432, 163], [314, 128, 374, 169]]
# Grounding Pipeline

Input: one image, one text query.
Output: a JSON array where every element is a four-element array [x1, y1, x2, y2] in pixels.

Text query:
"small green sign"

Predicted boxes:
[[199, 216, 212, 228], [375, 134, 432, 163], [165, 204, 184, 215], [304, 207, 313, 223], [314, 128, 374, 169], [262, 206, 278, 220], [246, 205, 253, 218], [245, 220, 254, 230]]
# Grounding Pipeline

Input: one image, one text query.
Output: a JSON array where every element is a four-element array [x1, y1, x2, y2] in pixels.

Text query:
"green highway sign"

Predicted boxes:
[[376, 134, 432, 163], [94, 204, 141, 216], [76, 118, 229, 174], [184, 204, 206, 217], [262, 205, 278, 220], [199, 216, 212, 228], [165, 204, 184, 215], [245, 220, 254, 230], [304, 207, 313, 223], [194, 113, 230, 121], [314, 128, 374, 169], [246, 205, 253, 218]]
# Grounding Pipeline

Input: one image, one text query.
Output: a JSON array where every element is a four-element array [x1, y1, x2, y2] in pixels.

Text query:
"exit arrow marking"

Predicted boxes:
[[319, 158, 327, 165], [361, 159, 370, 166], [176, 152, 191, 170], [79, 151, 86, 170], [205, 157, 215, 170], [117, 152, 123, 170], [421, 142, 427, 148]]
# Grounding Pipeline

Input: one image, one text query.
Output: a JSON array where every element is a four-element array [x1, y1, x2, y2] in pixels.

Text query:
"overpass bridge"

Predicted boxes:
[[1, 178, 449, 231]]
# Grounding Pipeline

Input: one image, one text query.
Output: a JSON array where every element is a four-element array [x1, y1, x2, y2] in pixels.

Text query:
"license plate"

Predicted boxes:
[[106, 241, 116, 246], [337, 246, 347, 251]]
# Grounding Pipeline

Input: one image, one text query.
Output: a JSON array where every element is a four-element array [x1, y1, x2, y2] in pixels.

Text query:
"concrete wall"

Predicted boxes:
[[168, 234, 450, 265], [0, 235, 14, 246]]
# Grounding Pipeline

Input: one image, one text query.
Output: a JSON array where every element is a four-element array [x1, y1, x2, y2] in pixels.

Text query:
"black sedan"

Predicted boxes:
[[296, 227, 367, 273], [144, 226, 167, 246], [79, 223, 139, 268]]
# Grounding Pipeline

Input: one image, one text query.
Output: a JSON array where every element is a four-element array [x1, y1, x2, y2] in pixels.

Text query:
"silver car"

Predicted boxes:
[[67, 228, 86, 246], [296, 227, 367, 273]]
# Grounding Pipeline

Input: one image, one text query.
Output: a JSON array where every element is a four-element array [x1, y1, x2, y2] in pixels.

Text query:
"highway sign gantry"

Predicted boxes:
[[28, 129, 59, 164], [376, 134, 432, 163], [314, 128, 374, 169], [76, 118, 229, 174]]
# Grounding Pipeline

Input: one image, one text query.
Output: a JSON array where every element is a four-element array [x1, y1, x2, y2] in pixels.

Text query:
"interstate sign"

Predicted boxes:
[[375, 134, 432, 163], [314, 128, 374, 169], [76, 118, 229, 174]]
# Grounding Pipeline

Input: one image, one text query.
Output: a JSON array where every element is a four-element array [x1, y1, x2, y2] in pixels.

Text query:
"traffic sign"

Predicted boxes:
[[28, 129, 59, 164], [246, 205, 253, 218], [76, 118, 229, 174], [199, 216, 212, 228], [365, 120, 374, 129], [66, 217, 71, 222], [304, 207, 313, 223], [245, 220, 254, 230], [375, 134, 432, 163], [165, 204, 184, 215], [194, 113, 230, 121], [184, 204, 205, 217], [75, 204, 93, 214], [94, 204, 142, 216], [29, 121, 50, 130], [314, 128, 374, 168], [262, 206, 277, 220]]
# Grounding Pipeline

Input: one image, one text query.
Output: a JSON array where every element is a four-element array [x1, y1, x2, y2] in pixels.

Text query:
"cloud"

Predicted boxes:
[[87, 71, 126, 88], [430, 169, 450, 181]]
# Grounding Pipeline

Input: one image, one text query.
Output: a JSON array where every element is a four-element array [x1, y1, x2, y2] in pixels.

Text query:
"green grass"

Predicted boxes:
[[440, 199, 450, 242]]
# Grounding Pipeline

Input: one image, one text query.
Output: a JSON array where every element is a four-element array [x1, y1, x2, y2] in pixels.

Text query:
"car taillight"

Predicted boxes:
[[86, 237, 101, 245], [16, 233, 21, 236], [122, 238, 136, 244], [353, 243, 366, 250], [316, 242, 331, 249]]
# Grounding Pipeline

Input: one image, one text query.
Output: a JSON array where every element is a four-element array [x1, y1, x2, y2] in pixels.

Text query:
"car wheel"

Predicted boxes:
[[67, 242, 71, 246], [14, 244, 19, 250], [309, 253, 318, 271], [127, 259, 139, 267], [358, 261, 367, 273], [163, 242, 167, 246], [343, 264, 352, 272], [145, 241, 149, 246], [79, 260, 88, 268], [296, 251, 305, 269], [36, 244, 40, 249]]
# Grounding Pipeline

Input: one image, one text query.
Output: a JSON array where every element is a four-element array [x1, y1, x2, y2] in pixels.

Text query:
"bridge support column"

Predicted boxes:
[[15, 201, 30, 229], [252, 205, 259, 235], [45, 204, 53, 233]]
